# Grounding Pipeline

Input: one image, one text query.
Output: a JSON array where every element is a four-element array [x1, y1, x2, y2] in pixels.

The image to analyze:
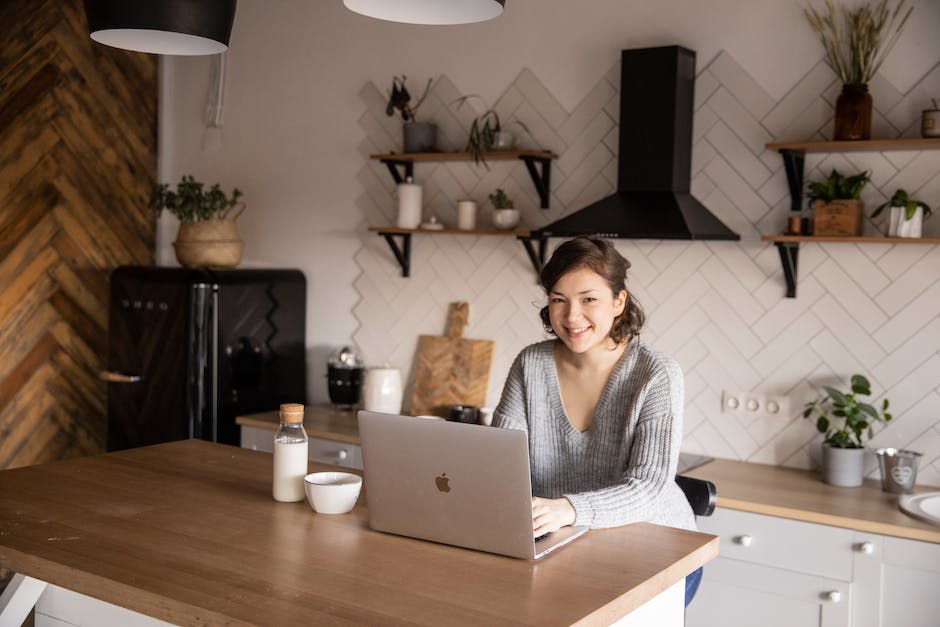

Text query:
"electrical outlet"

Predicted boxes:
[[722, 391, 791, 417]]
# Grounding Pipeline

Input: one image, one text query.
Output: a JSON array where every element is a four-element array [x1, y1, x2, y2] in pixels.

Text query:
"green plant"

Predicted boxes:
[[804, 0, 912, 85], [453, 95, 534, 167], [385, 75, 432, 123], [488, 188, 513, 209], [806, 169, 870, 203], [149, 175, 244, 224], [871, 188, 933, 220], [803, 374, 892, 448]]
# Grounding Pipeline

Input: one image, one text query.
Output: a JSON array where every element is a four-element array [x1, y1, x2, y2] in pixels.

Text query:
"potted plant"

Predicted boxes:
[[803, 373, 893, 486], [453, 95, 533, 167], [386, 75, 435, 153], [806, 168, 870, 235], [150, 175, 245, 268], [871, 188, 933, 238], [804, 0, 912, 140], [489, 188, 519, 230]]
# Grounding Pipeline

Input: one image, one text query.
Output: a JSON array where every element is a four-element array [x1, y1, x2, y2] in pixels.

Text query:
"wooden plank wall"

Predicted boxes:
[[0, 0, 156, 469]]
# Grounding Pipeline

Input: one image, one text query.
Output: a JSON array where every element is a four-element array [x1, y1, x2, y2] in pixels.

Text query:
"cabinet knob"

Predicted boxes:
[[733, 534, 753, 547], [855, 541, 874, 554], [332, 449, 349, 461], [825, 590, 841, 603]]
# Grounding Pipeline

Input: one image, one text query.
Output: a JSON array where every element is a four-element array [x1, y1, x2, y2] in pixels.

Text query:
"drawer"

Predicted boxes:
[[697, 507, 854, 581], [309, 437, 362, 470]]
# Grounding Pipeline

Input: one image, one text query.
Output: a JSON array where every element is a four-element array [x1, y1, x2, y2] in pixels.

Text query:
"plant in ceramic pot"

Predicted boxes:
[[489, 188, 519, 230], [871, 188, 933, 238], [453, 95, 534, 167], [150, 175, 245, 268], [386, 75, 435, 153], [804, 0, 912, 140], [806, 168, 870, 236], [803, 374, 892, 486]]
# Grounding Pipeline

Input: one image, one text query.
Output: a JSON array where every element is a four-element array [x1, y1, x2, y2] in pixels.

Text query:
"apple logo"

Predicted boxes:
[[435, 472, 451, 493]]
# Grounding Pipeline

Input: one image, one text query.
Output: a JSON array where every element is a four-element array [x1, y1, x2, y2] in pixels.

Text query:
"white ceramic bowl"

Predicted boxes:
[[304, 472, 362, 514], [492, 209, 520, 230]]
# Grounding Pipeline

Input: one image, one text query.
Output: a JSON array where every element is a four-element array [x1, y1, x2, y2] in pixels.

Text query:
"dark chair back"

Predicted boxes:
[[675, 475, 717, 517]]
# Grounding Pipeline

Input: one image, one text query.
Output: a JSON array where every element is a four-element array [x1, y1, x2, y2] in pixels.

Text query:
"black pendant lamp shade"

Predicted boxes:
[[344, 0, 505, 25], [83, 0, 237, 55]]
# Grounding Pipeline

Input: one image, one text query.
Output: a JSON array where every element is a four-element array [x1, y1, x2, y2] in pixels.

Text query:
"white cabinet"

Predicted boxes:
[[687, 507, 940, 627], [686, 508, 850, 627], [239, 425, 363, 470]]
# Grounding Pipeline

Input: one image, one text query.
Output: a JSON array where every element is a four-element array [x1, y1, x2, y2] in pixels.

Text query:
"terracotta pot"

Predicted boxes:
[[173, 218, 244, 268], [833, 83, 872, 141]]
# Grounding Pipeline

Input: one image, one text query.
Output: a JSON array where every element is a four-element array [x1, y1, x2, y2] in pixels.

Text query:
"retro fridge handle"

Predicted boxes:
[[99, 371, 142, 383]]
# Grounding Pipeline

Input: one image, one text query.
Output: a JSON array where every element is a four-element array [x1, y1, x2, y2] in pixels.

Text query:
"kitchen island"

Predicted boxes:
[[0, 439, 718, 626]]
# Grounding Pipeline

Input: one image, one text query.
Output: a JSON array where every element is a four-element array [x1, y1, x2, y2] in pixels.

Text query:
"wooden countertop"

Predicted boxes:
[[237, 404, 360, 444], [684, 458, 940, 544], [0, 439, 718, 626]]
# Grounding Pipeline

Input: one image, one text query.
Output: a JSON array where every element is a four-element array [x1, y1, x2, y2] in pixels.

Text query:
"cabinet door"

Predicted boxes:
[[852, 531, 940, 627], [686, 556, 850, 627]]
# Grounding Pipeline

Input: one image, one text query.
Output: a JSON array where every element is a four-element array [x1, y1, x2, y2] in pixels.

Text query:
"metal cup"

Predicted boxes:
[[874, 448, 922, 494]]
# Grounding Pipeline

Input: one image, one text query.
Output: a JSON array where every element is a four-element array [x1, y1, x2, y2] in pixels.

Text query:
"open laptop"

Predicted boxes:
[[357, 410, 588, 560]]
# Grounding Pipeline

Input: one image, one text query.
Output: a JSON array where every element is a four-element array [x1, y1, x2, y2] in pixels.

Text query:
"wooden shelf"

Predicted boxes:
[[368, 227, 546, 277], [762, 234, 940, 299], [369, 150, 558, 209], [765, 138, 940, 152], [762, 235, 940, 244], [368, 226, 531, 237], [369, 149, 558, 162]]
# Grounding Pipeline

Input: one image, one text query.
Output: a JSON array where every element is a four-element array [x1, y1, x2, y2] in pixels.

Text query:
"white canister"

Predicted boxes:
[[361, 366, 403, 414], [456, 199, 477, 230], [397, 178, 422, 229], [889, 205, 924, 238]]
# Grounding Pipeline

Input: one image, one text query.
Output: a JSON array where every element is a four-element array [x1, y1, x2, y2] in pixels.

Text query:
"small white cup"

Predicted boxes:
[[478, 407, 494, 426], [304, 472, 362, 514], [456, 199, 477, 230]]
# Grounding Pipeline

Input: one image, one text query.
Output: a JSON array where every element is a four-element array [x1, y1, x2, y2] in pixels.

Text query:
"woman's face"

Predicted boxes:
[[548, 267, 627, 355]]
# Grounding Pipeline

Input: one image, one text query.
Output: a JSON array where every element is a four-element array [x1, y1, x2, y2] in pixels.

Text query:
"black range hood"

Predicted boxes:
[[532, 45, 739, 241]]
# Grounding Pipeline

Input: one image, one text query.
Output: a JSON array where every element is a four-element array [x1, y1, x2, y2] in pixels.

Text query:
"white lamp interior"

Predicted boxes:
[[344, 0, 503, 25], [90, 29, 227, 55]]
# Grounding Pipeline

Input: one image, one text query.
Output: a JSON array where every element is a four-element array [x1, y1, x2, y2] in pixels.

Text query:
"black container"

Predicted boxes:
[[327, 365, 363, 407], [449, 405, 479, 424]]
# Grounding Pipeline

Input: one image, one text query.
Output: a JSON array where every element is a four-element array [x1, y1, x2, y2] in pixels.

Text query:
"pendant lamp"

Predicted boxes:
[[82, 0, 237, 55], [344, 0, 505, 25]]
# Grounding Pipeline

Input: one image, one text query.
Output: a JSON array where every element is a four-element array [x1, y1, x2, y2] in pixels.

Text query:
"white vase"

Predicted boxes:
[[361, 367, 403, 414], [821, 444, 866, 487], [888, 206, 923, 238]]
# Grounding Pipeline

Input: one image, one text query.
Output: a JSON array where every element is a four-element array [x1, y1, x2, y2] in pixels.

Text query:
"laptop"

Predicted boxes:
[[357, 410, 588, 559]]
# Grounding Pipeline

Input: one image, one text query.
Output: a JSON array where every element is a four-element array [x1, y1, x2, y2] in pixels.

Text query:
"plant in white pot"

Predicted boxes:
[[871, 188, 933, 238], [150, 175, 245, 268], [453, 95, 535, 167], [489, 188, 519, 230], [386, 75, 435, 153], [803, 374, 893, 487]]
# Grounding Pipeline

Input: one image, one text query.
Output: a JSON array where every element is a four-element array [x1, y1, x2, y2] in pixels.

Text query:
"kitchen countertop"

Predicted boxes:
[[0, 439, 718, 626], [684, 458, 940, 544], [236, 404, 359, 443]]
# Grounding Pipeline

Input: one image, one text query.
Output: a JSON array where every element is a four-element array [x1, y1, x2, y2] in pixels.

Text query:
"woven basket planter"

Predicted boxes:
[[173, 218, 243, 268]]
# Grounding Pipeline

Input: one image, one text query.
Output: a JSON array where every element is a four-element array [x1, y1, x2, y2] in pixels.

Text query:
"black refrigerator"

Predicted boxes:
[[105, 266, 306, 451]]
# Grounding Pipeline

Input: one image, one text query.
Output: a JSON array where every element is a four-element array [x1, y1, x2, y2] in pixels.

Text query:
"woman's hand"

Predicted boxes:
[[532, 496, 576, 536]]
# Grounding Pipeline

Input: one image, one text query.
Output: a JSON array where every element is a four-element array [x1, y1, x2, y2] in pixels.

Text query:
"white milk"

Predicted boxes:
[[272, 440, 308, 502]]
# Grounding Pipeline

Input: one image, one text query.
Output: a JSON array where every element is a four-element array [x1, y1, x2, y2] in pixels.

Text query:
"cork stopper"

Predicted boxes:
[[279, 403, 305, 423]]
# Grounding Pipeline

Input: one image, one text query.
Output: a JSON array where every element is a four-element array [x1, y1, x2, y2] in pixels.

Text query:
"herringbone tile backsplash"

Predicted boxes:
[[354, 51, 940, 486]]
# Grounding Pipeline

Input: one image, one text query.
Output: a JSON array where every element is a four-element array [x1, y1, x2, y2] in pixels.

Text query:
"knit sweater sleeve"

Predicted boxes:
[[564, 353, 685, 528], [492, 351, 529, 434]]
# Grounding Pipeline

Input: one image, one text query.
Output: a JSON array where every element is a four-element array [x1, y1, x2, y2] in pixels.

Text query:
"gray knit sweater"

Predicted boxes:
[[493, 339, 696, 531]]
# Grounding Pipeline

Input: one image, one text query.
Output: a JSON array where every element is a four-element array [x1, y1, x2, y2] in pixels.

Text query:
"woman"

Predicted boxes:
[[493, 236, 695, 534]]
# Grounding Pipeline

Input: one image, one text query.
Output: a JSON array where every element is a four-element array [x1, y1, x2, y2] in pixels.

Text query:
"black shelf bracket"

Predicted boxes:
[[517, 235, 548, 275], [519, 155, 553, 209], [774, 241, 799, 298], [379, 158, 414, 185], [376, 232, 411, 277], [779, 149, 806, 214]]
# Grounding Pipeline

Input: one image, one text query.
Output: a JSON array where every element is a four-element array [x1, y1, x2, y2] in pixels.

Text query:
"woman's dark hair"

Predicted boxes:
[[538, 236, 644, 344]]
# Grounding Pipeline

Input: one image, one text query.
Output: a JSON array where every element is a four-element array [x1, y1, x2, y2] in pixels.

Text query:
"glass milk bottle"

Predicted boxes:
[[272, 403, 308, 502]]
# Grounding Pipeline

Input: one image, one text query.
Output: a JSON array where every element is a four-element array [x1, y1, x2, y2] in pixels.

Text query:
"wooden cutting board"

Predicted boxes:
[[409, 302, 494, 418]]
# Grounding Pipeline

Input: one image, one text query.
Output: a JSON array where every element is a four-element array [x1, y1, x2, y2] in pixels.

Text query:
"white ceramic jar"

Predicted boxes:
[[456, 199, 477, 230], [361, 366, 403, 414], [397, 177, 422, 229]]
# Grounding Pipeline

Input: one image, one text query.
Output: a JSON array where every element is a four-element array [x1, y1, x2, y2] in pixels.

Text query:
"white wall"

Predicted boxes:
[[161, 0, 940, 485]]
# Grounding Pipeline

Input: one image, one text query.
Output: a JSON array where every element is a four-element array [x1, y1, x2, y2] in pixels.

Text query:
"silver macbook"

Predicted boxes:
[[357, 411, 588, 559]]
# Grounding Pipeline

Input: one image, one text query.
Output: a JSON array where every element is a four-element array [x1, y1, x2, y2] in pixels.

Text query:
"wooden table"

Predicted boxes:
[[0, 439, 718, 626]]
